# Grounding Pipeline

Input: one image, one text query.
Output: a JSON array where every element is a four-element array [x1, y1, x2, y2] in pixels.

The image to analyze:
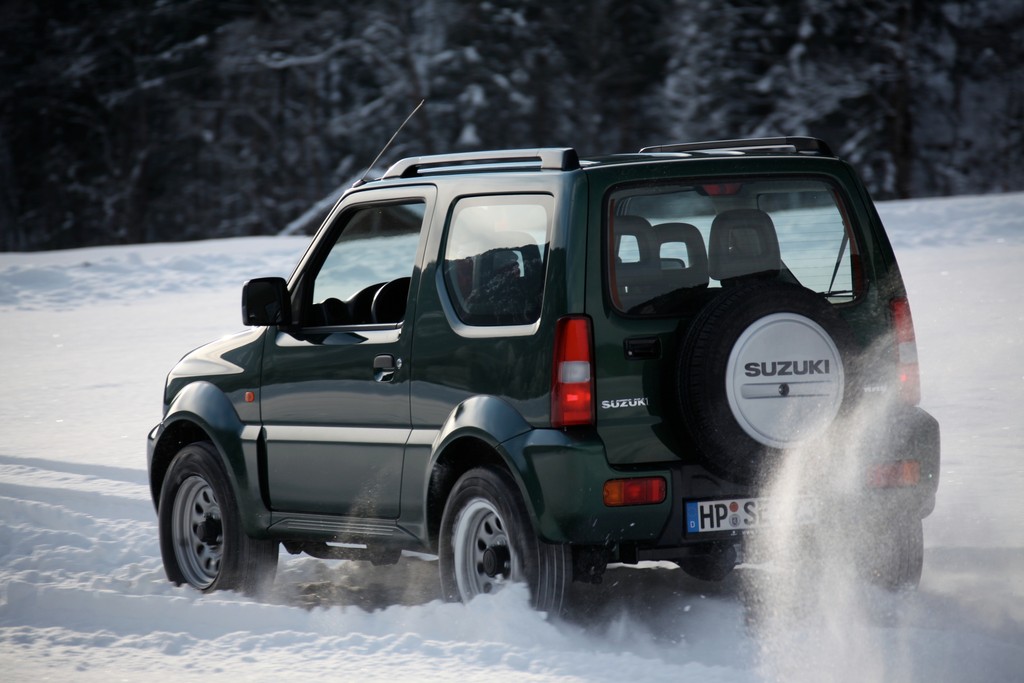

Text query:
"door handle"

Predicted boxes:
[[373, 354, 402, 382]]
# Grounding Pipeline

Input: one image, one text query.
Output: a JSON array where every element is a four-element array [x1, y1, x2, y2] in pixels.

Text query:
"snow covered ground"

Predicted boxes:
[[1, 192, 1022, 681]]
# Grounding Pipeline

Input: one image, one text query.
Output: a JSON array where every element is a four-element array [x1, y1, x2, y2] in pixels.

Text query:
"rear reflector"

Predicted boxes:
[[890, 297, 921, 405], [552, 316, 594, 428], [868, 460, 921, 488], [603, 477, 667, 506]]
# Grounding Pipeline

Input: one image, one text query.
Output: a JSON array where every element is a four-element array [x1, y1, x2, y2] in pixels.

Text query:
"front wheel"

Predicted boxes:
[[439, 467, 570, 615], [158, 441, 278, 596]]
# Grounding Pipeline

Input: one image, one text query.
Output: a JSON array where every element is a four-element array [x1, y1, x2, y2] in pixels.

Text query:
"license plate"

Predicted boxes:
[[685, 497, 816, 534]]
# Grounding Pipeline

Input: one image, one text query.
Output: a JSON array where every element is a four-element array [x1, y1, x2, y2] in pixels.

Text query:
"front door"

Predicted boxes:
[[259, 188, 434, 517]]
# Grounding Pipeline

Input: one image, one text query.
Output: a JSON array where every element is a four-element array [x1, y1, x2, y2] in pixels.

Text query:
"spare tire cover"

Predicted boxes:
[[674, 281, 857, 483]]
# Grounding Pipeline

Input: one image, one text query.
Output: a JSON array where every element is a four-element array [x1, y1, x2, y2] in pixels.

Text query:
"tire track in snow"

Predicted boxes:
[[0, 461, 150, 500], [0, 457, 152, 521], [0, 457, 164, 606], [0, 454, 145, 484]]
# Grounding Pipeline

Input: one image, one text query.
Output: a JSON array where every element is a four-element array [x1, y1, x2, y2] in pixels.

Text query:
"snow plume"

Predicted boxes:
[[745, 363, 927, 682]]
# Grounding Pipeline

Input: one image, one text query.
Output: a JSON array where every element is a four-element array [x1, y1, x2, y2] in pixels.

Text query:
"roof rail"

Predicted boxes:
[[382, 148, 581, 179], [640, 136, 834, 157]]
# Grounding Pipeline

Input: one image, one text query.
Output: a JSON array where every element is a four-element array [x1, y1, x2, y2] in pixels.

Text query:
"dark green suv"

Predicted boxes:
[[147, 137, 939, 612]]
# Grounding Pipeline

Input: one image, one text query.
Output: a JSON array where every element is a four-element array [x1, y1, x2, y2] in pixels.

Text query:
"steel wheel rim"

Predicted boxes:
[[452, 497, 520, 601], [171, 474, 222, 589]]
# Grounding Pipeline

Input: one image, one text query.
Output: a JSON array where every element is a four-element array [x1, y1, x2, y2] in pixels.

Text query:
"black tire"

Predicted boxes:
[[158, 441, 278, 596], [676, 543, 738, 582], [439, 467, 571, 615], [673, 281, 859, 483], [859, 516, 924, 591]]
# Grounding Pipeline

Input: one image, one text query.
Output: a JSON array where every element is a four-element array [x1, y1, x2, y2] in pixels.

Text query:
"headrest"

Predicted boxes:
[[370, 277, 410, 324], [613, 215, 655, 263], [708, 209, 781, 282], [655, 222, 709, 288], [490, 230, 539, 251]]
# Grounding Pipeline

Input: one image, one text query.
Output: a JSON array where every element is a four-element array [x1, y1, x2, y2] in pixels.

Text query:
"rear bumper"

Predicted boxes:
[[500, 427, 673, 545], [633, 406, 940, 561], [515, 406, 940, 557], [862, 405, 940, 518]]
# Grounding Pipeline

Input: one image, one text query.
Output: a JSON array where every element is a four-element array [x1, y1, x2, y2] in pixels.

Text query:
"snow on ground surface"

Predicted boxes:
[[1, 192, 1023, 681]]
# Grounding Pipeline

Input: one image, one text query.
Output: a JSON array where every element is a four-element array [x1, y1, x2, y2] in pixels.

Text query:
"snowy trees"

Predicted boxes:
[[2, 0, 1021, 250]]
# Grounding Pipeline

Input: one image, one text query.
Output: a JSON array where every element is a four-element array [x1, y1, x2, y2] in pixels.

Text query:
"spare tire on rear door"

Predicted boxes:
[[673, 281, 859, 483]]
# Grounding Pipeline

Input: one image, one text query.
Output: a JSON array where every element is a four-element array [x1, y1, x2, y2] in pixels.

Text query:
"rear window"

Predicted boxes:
[[607, 178, 862, 315]]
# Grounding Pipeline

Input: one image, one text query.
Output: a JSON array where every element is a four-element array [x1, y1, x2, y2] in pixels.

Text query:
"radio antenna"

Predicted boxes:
[[352, 99, 425, 187]]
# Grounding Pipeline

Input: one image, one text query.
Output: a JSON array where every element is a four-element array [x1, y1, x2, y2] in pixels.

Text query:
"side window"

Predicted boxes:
[[442, 195, 552, 327], [306, 201, 424, 326]]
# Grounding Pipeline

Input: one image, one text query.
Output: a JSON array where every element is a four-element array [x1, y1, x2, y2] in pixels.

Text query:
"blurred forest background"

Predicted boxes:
[[2, 0, 1022, 251]]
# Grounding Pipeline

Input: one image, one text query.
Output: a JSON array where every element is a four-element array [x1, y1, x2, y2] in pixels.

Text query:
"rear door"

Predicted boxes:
[[259, 187, 435, 517], [591, 172, 865, 466]]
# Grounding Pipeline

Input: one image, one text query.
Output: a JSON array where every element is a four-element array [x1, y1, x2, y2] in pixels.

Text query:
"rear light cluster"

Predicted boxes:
[[603, 477, 667, 507], [890, 297, 921, 405], [868, 460, 921, 488], [551, 316, 594, 428]]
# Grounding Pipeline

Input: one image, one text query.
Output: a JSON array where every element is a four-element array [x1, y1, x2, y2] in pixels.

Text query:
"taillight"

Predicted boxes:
[[551, 316, 594, 427], [603, 477, 667, 506], [890, 297, 920, 405], [868, 460, 921, 488]]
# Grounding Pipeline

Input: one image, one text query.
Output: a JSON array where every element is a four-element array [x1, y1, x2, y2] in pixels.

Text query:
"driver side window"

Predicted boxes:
[[307, 201, 425, 326]]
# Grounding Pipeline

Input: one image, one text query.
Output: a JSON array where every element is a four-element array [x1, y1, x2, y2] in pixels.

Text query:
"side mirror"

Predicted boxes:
[[242, 277, 291, 326]]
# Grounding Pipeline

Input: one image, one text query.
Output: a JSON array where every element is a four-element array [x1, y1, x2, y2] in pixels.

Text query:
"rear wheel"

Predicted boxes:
[[860, 515, 924, 591], [677, 543, 737, 582], [158, 441, 278, 596], [439, 467, 570, 615]]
